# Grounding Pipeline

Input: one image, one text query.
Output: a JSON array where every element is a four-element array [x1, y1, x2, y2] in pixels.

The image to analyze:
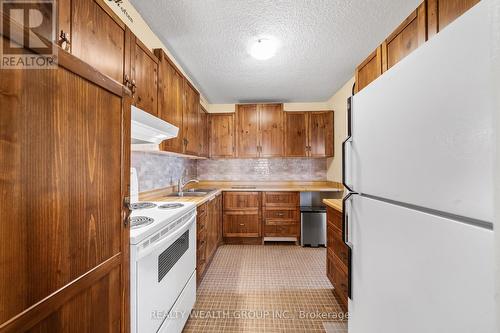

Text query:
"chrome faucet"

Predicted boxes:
[[177, 172, 199, 197]]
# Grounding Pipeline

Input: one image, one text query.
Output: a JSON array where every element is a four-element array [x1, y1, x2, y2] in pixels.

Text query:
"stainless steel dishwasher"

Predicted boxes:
[[300, 191, 341, 247]]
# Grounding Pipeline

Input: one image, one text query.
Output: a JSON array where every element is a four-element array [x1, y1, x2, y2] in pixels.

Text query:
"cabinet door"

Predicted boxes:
[[0, 53, 127, 331], [132, 38, 158, 116], [259, 104, 284, 157], [383, 3, 426, 71], [183, 81, 200, 155], [209, 114, 235, 158], [70, 0, 126, 83], [309, 111, 334, 157], [285, 112, 309, 157], [223, 192, 260, 210], [236, 104, 259, 158], [155, 49, 185, 153], [223, 212, 261, 238], [427, 0, 480, 38], [355, 46, 383, 93], [199, 106, 209, 157]]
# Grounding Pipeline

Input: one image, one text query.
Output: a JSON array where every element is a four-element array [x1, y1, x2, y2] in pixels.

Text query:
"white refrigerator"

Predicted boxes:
[[343, 1, 496, 332]]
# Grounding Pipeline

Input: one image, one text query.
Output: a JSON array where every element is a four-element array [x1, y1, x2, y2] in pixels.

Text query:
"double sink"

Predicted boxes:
[[166, 188, 217, 197]]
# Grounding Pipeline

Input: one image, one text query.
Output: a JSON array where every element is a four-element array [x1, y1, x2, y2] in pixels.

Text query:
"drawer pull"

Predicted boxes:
[[239, 223, 245, 226]]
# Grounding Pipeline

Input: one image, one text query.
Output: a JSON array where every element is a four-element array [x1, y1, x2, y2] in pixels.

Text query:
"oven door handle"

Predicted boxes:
[[136, 213, 196, 260]]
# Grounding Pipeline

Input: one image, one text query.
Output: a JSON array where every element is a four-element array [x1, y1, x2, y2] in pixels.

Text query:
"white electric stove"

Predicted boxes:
[[129, 169, 197, 333]]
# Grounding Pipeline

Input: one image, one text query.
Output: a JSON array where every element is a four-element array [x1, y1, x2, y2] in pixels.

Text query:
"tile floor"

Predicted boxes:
[[183, 245, 348, 333]]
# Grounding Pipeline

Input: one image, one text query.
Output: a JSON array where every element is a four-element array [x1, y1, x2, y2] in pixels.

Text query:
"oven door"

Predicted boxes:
[[135, 212, 196, 333]]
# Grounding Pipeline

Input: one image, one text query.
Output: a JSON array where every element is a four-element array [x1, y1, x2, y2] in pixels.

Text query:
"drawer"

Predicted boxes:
[[332, 227, 349, 267], [197, 214, 207, 232], [223, 192, 260, 210], [327, 206, 343, 231], [264, 224, 298, 237], [263, 191, 299, 207], [223, 211, 260, 237], [264, 208, 298, 220], [265, 219, 297, 226], [197, 202, 208, 217]]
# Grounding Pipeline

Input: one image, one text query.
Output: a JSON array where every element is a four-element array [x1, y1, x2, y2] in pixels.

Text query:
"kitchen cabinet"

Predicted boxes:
[[236, 104, 260, 158], [326, 206, 349, 311], [196, 193, 222, 284], [155, 48, 185, 154], [235, 104, 284, 158], [199, 105, 209, 158], [428, 0, 480, 38], [355, 46, 383, 93], [0, 40, 130, 331], [183, 81, 201, 155], [383, 3, 426, 71], [285, 111, 334, 157], [130, 35, 158, 116], [59, 0, 128, 84], [262, 192, 300, 242], [223, 192, 261, 241], [209, 113, 235, 158], [355, 0, 480, 92]]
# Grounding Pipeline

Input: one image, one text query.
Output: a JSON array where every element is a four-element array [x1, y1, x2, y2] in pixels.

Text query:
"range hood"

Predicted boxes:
[[131, 105, 178, 147]]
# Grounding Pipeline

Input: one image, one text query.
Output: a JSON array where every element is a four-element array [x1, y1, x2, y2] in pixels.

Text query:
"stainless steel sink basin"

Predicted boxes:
[[166, 191, 208, 197], [166, 188, 217, 197]]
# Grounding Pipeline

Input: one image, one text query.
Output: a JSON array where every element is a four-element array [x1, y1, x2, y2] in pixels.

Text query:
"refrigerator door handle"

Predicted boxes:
[[342, 191, 357, 300], [342, 97, 355, 192]]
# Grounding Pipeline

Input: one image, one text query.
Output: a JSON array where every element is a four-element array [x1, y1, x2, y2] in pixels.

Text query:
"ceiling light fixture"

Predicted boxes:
[[249, 38, 278, 60]]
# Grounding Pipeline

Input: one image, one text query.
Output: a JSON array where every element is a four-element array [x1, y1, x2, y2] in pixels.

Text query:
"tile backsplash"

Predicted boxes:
[[197, 158, 327, 181], [131, 152, 197, 192]]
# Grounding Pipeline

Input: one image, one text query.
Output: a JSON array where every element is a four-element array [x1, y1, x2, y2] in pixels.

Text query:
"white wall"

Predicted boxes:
[[325, 77, 355, 183]]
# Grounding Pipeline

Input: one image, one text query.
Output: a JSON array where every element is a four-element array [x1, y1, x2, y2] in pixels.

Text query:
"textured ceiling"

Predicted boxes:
[[130, 0, 420, 103]]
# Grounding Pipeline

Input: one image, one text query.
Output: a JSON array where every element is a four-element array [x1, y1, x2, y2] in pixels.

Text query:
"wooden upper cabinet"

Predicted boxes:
[[383, 3, 426, 71], [285, 112, 309, 157], [285, 111, 334, 157], [309, 112, 334, 157], [427, 0, 480, 38], [68, 0, 127, 83], [355, 46, 383, 93], [199, 105, 209, 158], [235, 103, 284, 158], [209, 113, 235, 158], [155, 48, 185, 154], [259, 104, 284, 157], [183, 81, 201, 155], [236, 104, 260, 158], [131, 37, 158, 116]]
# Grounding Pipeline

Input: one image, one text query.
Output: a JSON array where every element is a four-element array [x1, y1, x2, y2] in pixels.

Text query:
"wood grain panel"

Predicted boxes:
[[236, 104, 259, 158], [284, 112, 308, 157], [259, 104, 284, 157], [438, 0, 480, 31], [199, 105, 209, 157], [132, 38, 158, 116], [223, 192, 261, 210], [308, 111, 334, 157], [355, 47, 383, 93], [0, 48, 125, 330], [183, 81, 200, 155], [384, 3, 426, 70], [71, 0, 126, 83], [223, 212, 261, 238], [155, 49, 185, 154], [209, 114, 235, 158]]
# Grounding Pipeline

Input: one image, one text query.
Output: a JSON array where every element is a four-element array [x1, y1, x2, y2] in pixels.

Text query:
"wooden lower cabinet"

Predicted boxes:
[[326, 206, 349, 311], [223, 192, 262, 242], [0, 41, 130, 331], [262, 192, 300, 242], [196, 193, 223, 284]]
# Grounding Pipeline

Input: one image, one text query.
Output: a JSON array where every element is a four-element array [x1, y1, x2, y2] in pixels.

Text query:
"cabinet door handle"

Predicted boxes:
[[239, 223, 245, 226], [58, 30, 71, 51]]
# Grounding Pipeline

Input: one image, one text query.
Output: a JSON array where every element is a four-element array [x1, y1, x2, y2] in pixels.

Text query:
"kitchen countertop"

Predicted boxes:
[[140, 181, 343, 207], [323, 199, 343, 212]]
